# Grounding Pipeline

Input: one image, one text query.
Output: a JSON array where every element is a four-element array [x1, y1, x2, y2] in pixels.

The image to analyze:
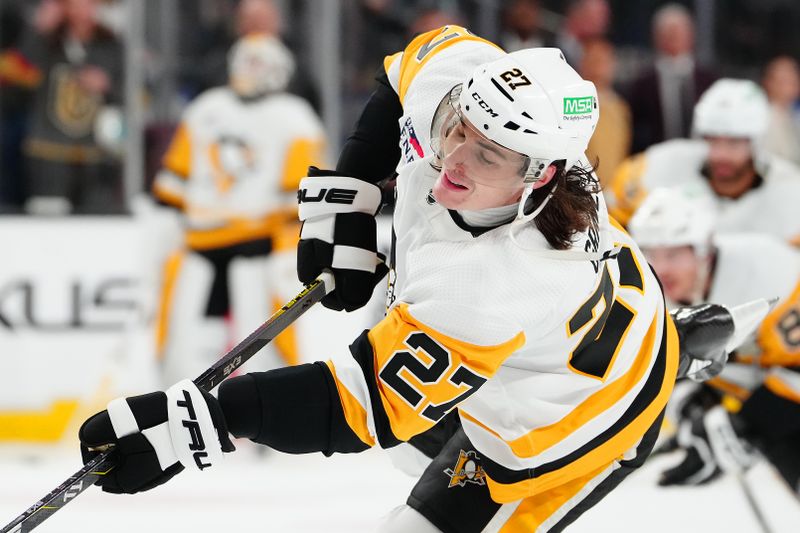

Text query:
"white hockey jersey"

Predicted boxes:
[[607, 139, 800, 244], [327, 157, 678, 503], [153, 87, 325, 250], [704, 234, 800, 402], [383, 25, 504, 168]]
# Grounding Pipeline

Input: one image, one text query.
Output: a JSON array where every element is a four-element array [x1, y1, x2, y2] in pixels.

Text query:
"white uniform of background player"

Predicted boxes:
[[630, 188, 800, 486], [152, 35, 326, 384], [608, 79, 800, 245]]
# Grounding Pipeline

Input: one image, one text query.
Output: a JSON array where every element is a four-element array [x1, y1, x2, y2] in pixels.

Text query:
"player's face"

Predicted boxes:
[[641, 245, 700, 304], [434, 117, 528, 211], [705, 136, 757, 198]]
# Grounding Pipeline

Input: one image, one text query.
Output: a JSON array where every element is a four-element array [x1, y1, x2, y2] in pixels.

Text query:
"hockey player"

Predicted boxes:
[[77, 32, 756, 532], [629, 187, 800, 491], [607, 78, 800, 245], [152, 34, 326, 383]]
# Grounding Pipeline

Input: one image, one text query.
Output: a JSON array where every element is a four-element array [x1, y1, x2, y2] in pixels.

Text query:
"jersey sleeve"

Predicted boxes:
[[381, 25, 502, 105], [152, 121, 191, 210], [605, 151, 648, 226], [279, 102, 327, 192], [757, 279, 800, 368], [325, 303, 525, 448]]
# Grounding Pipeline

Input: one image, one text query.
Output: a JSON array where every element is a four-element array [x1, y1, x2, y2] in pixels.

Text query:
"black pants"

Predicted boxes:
[[407, 411, 665, 533]]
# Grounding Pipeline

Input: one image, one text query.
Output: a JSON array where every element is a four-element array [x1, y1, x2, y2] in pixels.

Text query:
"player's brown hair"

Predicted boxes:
[[525, 161, 600, 250]]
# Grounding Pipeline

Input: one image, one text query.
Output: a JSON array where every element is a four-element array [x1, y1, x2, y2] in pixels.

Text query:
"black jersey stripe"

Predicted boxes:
[[479, 312, 670, 485]]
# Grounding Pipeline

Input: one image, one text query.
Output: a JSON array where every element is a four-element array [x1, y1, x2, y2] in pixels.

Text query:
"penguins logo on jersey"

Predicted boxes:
[[444, 449, 486, 488]]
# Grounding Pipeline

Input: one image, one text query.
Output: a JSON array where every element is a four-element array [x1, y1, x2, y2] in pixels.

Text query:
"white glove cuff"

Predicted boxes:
[[166, 379, 224, 471], [298, 176, 382, 220]]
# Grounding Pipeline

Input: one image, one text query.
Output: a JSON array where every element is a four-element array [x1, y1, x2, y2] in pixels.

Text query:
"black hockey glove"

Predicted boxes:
[[658, 384, 723, 486], [79, 380, 235, 494], [297, 167, 389, 312]]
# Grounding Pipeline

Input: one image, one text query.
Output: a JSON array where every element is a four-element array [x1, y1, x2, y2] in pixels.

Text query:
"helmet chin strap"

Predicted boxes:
[[515, 181, 558, 223]]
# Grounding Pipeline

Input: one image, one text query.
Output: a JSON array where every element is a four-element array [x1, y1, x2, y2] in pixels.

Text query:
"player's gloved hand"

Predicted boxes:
[[297, 167, 389, 311], [658, 386, 723, 486], [703, 405, 756, 475], [671, 303, 734, 381], [78, 379, 235, 494]]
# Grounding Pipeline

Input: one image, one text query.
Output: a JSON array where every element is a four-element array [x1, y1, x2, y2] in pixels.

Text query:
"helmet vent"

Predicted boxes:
[[523, 129, 538, 134], [521, 111, 533, 120], [490, 78, 515, 102], [504, 121, 520, 130]]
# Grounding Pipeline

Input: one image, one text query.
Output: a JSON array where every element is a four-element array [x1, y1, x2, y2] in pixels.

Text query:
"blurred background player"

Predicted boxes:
[[608, 78, 800, 246], [629, 187, 800, 494], [152, 34, 326, 384]]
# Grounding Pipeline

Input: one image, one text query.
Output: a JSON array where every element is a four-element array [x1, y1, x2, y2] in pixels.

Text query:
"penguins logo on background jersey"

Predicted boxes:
[[444, 449, 486, 488]]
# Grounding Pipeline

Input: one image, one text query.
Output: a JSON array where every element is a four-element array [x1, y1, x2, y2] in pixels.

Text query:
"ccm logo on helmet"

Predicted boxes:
[[471, 92, 499, 118], [177, 389, 212, 470], [298, 188, 358, 205]]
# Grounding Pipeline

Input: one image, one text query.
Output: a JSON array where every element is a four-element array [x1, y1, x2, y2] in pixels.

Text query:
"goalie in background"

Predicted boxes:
[[151, 34, 326, 384], [629, 186, 800, 493]]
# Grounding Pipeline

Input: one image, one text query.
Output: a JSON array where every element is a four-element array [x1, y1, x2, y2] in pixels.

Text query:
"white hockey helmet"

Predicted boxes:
[[692, 78, 769, 141], [228, 34, 295, 98], [628, 186, 716, 257], [456, 48, 599, 181]]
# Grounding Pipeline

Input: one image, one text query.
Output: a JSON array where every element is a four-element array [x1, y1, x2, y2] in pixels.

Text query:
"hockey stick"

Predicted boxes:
[[737, 472, 773, 533], [0, 273, 334, 533]]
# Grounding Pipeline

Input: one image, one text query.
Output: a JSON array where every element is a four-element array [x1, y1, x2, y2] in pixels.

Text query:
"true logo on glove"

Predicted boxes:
[[177, 389, 212, 470], [297, 187, 358, 205]]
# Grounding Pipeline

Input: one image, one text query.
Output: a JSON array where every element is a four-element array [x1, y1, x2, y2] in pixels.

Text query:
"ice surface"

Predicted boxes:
[[1, 446, 798, 532]]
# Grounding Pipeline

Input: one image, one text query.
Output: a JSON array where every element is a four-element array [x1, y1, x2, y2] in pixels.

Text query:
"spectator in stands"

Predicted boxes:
[[407, 7, 464, 37], [627, 3, 716, 152], [554, 0, 610, 67], [0, 0, 31, 212], [184, 0, 319, 111], [16, 0, 124, 215], [498, 0, 553, 53], [761, 55, 800, 166], [580, 38, 631, 187]]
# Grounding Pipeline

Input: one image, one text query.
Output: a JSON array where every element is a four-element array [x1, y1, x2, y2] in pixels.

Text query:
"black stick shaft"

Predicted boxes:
[[1, 276, 331, 533]]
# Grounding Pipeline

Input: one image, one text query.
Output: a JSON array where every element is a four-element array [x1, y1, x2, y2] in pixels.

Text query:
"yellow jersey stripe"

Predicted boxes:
[[396, 26, 502, 103], [155, 251, 184, 359], [764, 374, 800, 404], [162, 123, 192, 179], [484, 315, 678, 502], [325, 360, 376, 447], [185, 209, 295, 250], [505, 311, 660, 458]]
